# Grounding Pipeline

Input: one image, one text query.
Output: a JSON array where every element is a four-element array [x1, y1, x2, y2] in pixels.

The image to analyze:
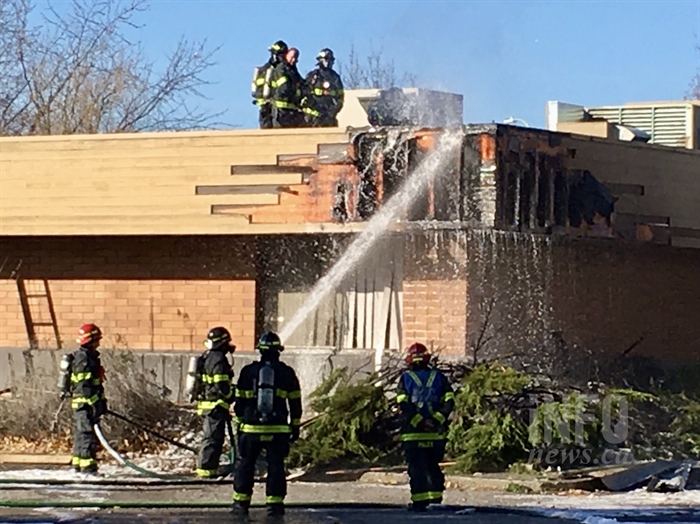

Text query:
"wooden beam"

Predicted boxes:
[[197, 185, 283, 195], [602, 182, 645, 196], [231, 165, 314, 175], [0, 453, 71, 465], [317, 143, 355, 164]]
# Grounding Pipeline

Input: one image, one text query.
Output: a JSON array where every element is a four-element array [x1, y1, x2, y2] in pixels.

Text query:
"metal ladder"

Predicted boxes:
[[16, 278, 62, 349]]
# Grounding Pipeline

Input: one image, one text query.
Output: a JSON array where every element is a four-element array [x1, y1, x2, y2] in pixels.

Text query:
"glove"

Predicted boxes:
[[290, 426, 300, 443], [94, 398, 107, 419]]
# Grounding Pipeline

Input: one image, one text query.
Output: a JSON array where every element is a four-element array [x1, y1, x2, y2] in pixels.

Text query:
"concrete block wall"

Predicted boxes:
[[0, 347, 376, 408]]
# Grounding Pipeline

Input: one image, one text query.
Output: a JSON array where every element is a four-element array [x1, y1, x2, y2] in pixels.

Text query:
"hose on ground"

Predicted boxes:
[[94, 423, 187, 480]]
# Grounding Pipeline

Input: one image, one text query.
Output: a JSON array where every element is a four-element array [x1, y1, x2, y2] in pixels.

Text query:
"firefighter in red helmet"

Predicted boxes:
[[396, 343, 455, 511], [62, 324, 107, 474]]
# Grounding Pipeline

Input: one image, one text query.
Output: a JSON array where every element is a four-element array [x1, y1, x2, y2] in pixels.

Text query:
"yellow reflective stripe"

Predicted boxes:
[[71, 456, 80, 466], [255, 77, 266, 85], [433, 412, 446, 424], [196, 468, 217, 478], [396, 393, 409, 403], [303, 107, 320, 116], [411, 492, 434, 502], [406, 371, 422, 387], [201, 374, 230, 384], [78, 458, 96, 468], [442, 391, 455, 402], [196, 399, 230, 415], [291, 418, 301, 426], [272, 76, 288, 87], [71, 393, 100, 408], [410, 414, 423, 427], [275, 389, 288, 399], [426, 370, 437, 388], [239, 424, 291, 434], [71, 371, 93, 383], [233, 416, 242, 424], [233, 492, 252, 502], [399, 432, 445, 442], [273, 100, 297, 109], [266, 495, 284, 504], [288, 390, 301, 399], [91, 378, 101, 385], [236, 389, 255, 398]]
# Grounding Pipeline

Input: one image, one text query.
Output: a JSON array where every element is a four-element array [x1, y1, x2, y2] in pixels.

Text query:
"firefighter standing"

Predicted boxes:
[[231, 332, 302, 517], [270, 48, 304, 128], [396, 343, 455, 511], [196, 327, 236, 478], [252, 40, 288, 129], [302, 48, 344, 127], [65, 324, 107, 474]]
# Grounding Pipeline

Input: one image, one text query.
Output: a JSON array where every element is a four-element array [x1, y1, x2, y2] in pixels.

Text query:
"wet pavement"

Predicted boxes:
[[0, 506, 579, 524]]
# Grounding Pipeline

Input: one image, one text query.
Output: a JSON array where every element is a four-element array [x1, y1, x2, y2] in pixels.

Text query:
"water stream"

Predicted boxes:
[[279, 131, 464, 343]]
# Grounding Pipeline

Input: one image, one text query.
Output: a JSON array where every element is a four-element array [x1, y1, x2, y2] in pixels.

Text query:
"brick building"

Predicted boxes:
[[1, 124, 699, 366]]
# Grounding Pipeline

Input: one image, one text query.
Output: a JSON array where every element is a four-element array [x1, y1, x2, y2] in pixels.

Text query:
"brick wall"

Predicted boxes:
[[402, 279, 468, 355], [0, 236, 257, 351], [548, 239, 700, 362]]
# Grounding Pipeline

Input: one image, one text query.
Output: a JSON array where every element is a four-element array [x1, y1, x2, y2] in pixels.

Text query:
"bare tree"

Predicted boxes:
[[0, 0, 222, 135], [687, 43, 700, 100], [338, 45, 417, 90]]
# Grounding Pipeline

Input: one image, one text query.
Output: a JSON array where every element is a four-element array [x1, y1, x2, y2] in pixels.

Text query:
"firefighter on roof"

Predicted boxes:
[[194, 327, 235, 478], [270, 47, 304, 128], [252, 40, 288, 129], [302, 48, 344, 127], [396, 343, 455, 511], [231, 332, 302, 517], [59, 324, 107, 474]]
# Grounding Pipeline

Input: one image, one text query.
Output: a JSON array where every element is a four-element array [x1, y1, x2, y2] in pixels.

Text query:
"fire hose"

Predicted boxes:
[[96, 410, 236, 479], [105, 409, 197, 454]]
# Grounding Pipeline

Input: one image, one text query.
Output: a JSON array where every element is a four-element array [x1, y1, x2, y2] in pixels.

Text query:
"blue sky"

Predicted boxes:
[[42, 0, 700, 129]]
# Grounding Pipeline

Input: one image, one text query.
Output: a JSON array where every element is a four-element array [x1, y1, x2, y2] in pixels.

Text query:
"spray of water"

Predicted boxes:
[[279, 130, 464, 343]]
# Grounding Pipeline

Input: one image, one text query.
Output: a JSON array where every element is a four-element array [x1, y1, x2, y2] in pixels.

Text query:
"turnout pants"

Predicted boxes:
[[403, 439, 446, 506], [305, 113, 338, 128], [258, 104, 273, 129], [233, 433, 290, 509], [272, 107, 303, 128], [72, 407, 98, 471], [197, 407, 228, 477]]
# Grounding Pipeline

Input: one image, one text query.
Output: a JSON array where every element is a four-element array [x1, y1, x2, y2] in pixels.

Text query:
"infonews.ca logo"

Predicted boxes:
[[526, 393, 634, 467]]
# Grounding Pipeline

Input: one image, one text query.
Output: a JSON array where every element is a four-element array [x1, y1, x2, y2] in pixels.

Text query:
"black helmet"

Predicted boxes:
[[256, 331, 283, 352], [268, 40, 289, 55], [204, 326, 234, 351], [317, 48, 335, 66]]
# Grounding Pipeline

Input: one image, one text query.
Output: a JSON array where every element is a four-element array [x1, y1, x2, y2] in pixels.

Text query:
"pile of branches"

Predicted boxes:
[[288, 357, 700, 474]]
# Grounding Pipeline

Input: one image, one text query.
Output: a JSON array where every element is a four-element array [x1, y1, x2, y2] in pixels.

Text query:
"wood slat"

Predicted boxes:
[[231, 165, 314, 175]]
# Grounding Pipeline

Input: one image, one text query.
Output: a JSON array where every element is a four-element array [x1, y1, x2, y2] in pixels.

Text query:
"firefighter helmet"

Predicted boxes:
[[405, 342, 430, 365], [204, 326, 234, 351], [77, 324, 102, 346], [268, 40, 289, 55], [317, 48, 335, 66], [256, 331, 283, 352]]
